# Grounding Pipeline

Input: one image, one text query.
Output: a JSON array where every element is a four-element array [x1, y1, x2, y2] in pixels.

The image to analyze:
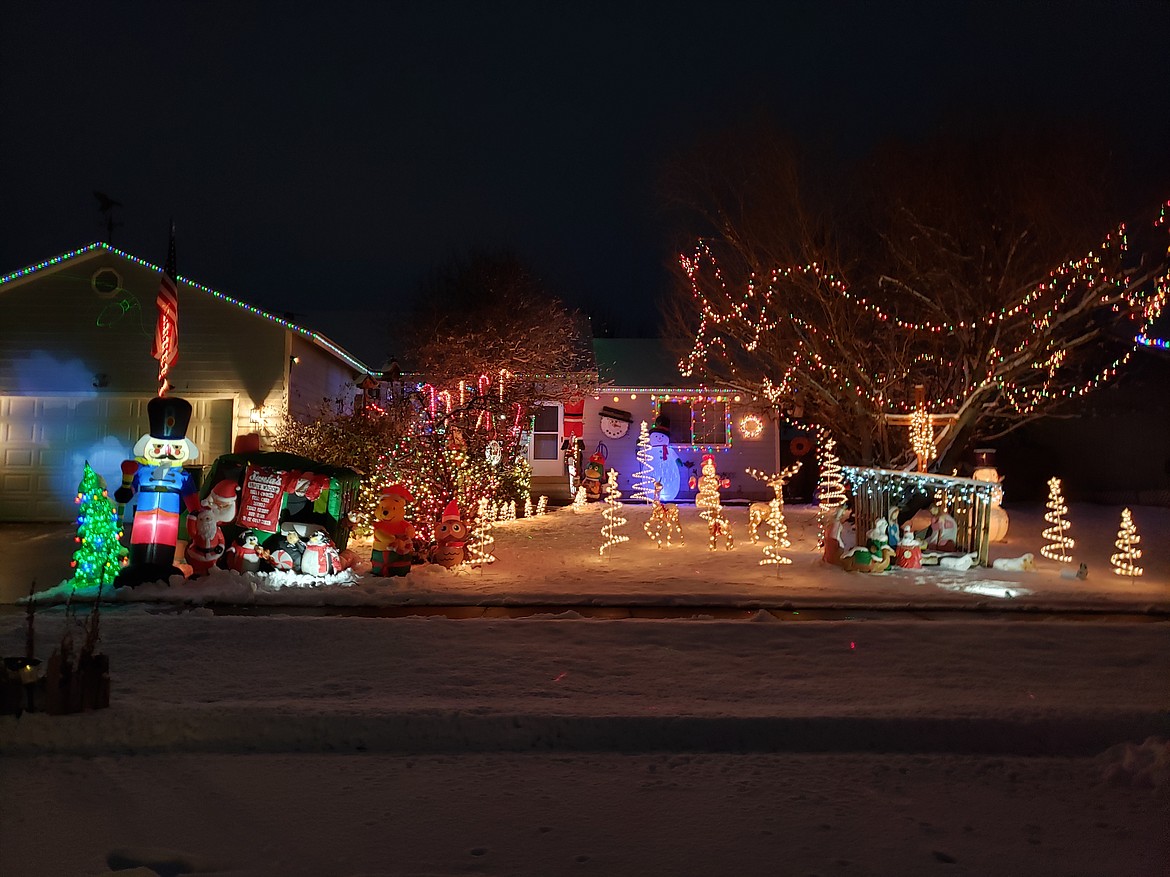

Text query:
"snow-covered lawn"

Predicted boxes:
[[10, 501, 1168, 611]]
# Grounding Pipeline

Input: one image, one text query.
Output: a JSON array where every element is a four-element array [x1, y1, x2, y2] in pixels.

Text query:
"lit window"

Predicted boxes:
[[657, 400, 728, 446]]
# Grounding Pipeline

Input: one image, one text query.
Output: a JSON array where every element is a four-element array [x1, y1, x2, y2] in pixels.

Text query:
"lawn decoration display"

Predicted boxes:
[[972, 449, 1009, 542], [114, 395, 202, 586], [265, 523, 306, 571], [300, 529, 341, 576], [647, 416, 683, 502], [630, 421, 656, 504], [919, 504, 958, 551], [821, 506, 854, 565], [466, 497, 496, 567], [841, 467, 997, 567], [67, 462, 127, 594], [644, 480, 683, 548], [1110, 508, 1143, 577], [430, 500, 469, 568], [184, 506, 226, 576], [583, 444, 608, 502], [991, 553, 1036, 571], [371, 484, 416, 577], [225, 530, 263, 573], [692, 455, 733, 550], [838, 543, 895, 573], [599, 469, 629, 556], [747, 465, 800, 569], [747, 502, 771, 544], [199, 450, 362, 559], [1041, 477, 1075, 564], [816, 438, 847, 547], [894, 524, 922, 569]]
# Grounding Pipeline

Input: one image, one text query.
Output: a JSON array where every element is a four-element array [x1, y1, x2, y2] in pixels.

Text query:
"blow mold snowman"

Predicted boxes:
[[647, 416, 683, 502]]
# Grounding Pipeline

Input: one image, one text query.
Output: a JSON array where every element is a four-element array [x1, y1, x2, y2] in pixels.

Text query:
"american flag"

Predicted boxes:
[[150, 223, 179, 396]]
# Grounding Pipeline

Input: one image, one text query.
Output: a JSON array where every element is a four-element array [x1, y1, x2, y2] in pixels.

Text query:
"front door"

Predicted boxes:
[[528, 403, 563, 477]]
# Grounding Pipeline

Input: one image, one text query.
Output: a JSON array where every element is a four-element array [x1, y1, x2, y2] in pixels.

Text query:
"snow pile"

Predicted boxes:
[[1098, 736, 1170, 789]]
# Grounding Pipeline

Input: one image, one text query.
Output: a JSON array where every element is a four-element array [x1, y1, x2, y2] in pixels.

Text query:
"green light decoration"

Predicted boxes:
[[67, 461, 128, 595]]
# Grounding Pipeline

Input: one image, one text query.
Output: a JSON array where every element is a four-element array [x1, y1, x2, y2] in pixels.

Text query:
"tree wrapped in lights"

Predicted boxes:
[[630, 421, 656, 504], [571, 485, 588, 511], [599, 469, 629, 557], [1110, 508, 1143, 577], [1040, 477, 1074, 564], [663, 121, 1170, 471], [748, 465, 800, 570], [67, 462, 128, 595], [535, 495, 548, 516]]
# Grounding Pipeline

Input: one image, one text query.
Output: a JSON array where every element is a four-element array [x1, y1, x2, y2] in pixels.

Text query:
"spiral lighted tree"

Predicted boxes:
[[630, 421, 656, 504], [1110, 507, 1143, 577], [599, 469, 629, 557], [1040, 477, 1074, 564], [816, 437, 847, 548]]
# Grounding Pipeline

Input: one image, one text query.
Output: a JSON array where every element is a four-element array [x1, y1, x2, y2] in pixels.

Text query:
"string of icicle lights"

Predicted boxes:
[[679, 200, 1170, 413]]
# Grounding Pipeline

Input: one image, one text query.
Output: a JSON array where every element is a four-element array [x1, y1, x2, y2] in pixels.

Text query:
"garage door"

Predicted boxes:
[[0, 395, 235, 521]]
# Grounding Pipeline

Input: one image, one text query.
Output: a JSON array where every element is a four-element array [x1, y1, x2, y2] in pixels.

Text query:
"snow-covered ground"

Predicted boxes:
[[7, 501, 1169, 611], [1, 502, 1167, 876]]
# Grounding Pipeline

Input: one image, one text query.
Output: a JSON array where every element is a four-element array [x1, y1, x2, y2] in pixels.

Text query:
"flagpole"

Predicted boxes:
[[151, 221, 179, 398]]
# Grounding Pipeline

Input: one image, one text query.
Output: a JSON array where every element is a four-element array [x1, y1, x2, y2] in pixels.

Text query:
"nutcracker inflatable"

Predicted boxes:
[[114, 396, 201, 586]]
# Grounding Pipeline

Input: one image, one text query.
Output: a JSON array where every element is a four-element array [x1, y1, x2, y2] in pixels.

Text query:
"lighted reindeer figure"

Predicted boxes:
[[746, 464, 802, 569], [644, 480, 683, 548]]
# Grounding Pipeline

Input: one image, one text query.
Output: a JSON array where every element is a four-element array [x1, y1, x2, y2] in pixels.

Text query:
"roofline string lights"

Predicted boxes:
[[0, 242, 372, 373]]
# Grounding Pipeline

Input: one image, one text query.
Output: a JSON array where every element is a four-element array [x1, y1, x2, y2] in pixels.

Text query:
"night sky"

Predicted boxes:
[[2, 1, 1168, 366]]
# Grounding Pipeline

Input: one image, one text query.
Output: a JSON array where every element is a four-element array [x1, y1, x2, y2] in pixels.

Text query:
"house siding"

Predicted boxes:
[[580, 396, 797, 503]]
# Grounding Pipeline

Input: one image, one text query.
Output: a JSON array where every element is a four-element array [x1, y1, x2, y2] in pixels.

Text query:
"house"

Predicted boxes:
[[576, 339, 818, 504], [0, 243, 374, 521]]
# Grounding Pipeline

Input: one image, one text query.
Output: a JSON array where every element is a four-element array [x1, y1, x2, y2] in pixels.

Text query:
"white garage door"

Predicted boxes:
[[0, 395, 235, 521]]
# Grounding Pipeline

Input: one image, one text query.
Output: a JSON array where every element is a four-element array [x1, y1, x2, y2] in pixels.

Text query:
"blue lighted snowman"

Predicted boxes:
[[647, 416, 684, 502]]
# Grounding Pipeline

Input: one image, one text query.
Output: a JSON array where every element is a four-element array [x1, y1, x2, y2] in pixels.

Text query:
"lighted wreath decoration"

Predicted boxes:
[[738, 413, 764, 439], [485, 440, 502, 466]]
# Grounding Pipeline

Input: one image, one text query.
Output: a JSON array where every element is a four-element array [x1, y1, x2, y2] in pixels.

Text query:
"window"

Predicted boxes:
[[657, 400, 728, 446], [531, 403, 561, 461]]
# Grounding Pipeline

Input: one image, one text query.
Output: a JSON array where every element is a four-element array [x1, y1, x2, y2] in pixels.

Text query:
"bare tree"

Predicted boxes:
[[662, 119, 1169, 471]]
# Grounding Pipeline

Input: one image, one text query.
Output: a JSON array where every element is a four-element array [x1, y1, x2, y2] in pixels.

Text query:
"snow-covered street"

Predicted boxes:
[[1, 500, 1167, 875], [2, 608, 1168, 876]]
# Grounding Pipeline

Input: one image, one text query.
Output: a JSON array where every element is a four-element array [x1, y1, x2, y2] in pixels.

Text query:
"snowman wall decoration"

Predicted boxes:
[[599, 406, 632, 440]]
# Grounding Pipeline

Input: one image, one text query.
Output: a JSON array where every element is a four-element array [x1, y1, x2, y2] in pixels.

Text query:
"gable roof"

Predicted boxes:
[[0, 242, 374, 374], [593, 338, 708, 391]]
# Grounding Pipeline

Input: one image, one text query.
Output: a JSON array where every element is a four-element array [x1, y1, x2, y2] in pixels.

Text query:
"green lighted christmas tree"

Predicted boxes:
[[68, 461, 127, 595]]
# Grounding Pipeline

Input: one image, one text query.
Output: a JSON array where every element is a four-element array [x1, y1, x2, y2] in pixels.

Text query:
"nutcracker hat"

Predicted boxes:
[[382, 483, 413, 503], [147, 395, 193, 441], [442, 500, 461, 521]]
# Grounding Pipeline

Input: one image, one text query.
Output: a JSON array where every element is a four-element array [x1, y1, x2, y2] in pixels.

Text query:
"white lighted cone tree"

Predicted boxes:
[[599, 468, 629, 556], [748, 465, 801, 570], [630, 421, 656, 504], [523, 495, 533, 518], [535, 495, 548, 516], [465, 497, 496, 567], [1110, 507, 1143, 577], [1040, 477, 1074, 564], [816, 437, 846, 548], [571, 485, 588, 511]]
